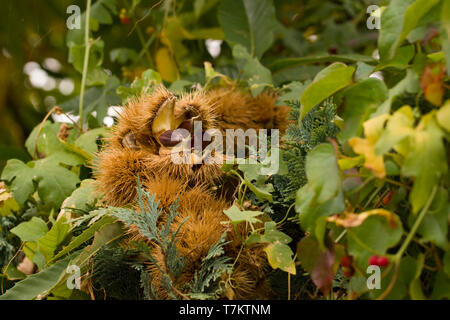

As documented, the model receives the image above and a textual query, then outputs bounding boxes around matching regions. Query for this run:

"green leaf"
[430,271,450,299]
[218,0,276,59]
[370,256,417,299]
[347,215,403,270]
[1,159,34,206]
[413,188,449,249]
[297,188,345,233]
[409,255,426,300]
[270,54,375,74]
[238,162,274,202]
[373,69,419,116]
[232,45,273,96]
[247,221,292,245]
[116,70,162,102]
[2,154,81,209]
[68,39,105,75]
[34,158,81,209]
[444,250,450,277]
[38,216,71,263]
[110,48,139,64]
[375,45,415,71]
[246,221,295,274]
[264,241,296,275]
[222,205,263,225]
[194,0,220,18]
[374,106,415,155]
[60,76,121,121]
[91,0,117,24]
[10,217,48,242]
[50,215,117,262]
[295,144,345,232]
[277,81,307,104]
[338,78,388,142]
[400,0,441,50]
[355,62,376,80]
[378,0,415,61]
[25,121,65,158]
[402,117,448,213]
[300,63,354,120]
[63,179,99,213]
[0,254,73,300]
[297,234,335,294]
[75,221,124,268]
[74,127,109,155]
[2,265,26,281]
[299,144,341,204]
[169,80,194,94]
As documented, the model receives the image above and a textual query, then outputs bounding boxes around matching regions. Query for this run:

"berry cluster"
[368,255,389,267]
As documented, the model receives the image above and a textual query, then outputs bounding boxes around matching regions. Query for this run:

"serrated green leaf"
[10,217,48,242]
[222,205,263,225]
[60,76,121,121]
[232,45,273,96]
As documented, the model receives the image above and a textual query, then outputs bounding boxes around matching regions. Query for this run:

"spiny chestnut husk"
[94,85,290,299]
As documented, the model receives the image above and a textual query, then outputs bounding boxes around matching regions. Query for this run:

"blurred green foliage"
[0,0,383,171]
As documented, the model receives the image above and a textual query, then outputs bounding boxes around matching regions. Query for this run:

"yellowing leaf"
[263,242,296,275]
[338,156,364,171]
[349,137,385,178]
[0,188,19,217]
[327,209,398,229]
[155,47,178,82]
[420,63,446,106]
[375,105,415,156]
[402,116,448,213]
[437,100,450,132]
[349,114,389,178]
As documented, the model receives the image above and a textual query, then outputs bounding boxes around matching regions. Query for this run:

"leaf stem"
[78,0,92,132]
[395,186,438,261]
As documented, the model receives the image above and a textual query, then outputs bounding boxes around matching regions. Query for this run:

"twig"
[78,0,92,131]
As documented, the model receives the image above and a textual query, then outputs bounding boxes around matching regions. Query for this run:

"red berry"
[121,16,130,24]
[368,255,379,265]
[377,256,389,267]
[342,266,355,278]
[340,256,353,268]
[383,191,394,206]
